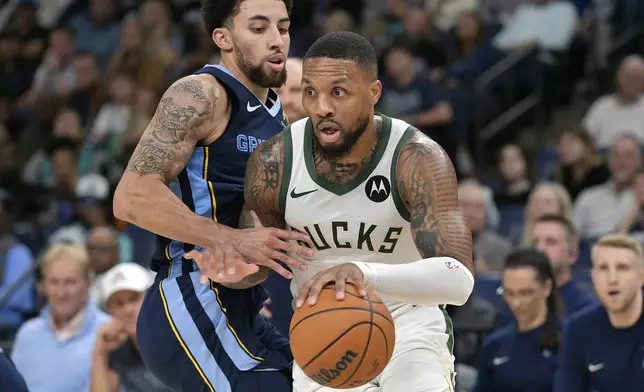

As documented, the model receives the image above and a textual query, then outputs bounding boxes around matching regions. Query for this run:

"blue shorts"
[137,270,293,392]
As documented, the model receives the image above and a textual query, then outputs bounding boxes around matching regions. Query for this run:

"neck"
[607,290,643,328]
[517,304,548,332]
[618,93,638,105]
[395,71,415,87]
[52,303,86,329]
[555,267,571,287]
[614,180,633,193]
[220,57,269,103]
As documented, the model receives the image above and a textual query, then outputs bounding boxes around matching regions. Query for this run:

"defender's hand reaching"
[296,263,367,308]
[186,211,312,283]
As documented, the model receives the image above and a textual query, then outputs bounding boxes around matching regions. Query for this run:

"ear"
[213,28,233,52]
[569,244,579,265]
[369,80,382,107]
[543,279,553,297]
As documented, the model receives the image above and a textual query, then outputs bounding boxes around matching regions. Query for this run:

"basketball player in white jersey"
[239,31,475,392]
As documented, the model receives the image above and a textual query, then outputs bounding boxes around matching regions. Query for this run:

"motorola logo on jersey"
[365,175,391,203]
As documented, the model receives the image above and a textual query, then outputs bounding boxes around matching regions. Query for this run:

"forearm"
[353,257,474,306]
[114,174,230,249]
[90,353,117,392]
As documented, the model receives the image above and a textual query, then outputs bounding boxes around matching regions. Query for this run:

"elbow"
[449,267,475,306]
[113,179,140,223]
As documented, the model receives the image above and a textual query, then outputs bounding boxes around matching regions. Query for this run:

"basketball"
[289,284,396,389]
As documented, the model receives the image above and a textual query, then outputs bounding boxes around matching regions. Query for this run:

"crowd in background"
[0,0,643,391]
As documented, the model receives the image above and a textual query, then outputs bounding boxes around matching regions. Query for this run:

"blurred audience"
[521,182,572,245]
[275,57,305,123]
[583,55,644,149]
[494,144,533,208]
[11,244,110,392]
[573,135,641,239]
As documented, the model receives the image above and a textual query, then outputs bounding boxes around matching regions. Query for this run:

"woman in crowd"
[90,263,169,392]
[551,127,609,201]
[474,249,562,392]
[494,144,533,209]
[521,182,572,245]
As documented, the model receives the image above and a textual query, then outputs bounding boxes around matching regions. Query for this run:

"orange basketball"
[289,284,396,389]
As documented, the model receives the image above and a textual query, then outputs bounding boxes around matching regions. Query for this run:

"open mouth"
[267,54,285,71]
[608,290,620,297]
[317,124,341,144]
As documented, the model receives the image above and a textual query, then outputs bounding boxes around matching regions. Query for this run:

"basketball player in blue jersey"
[191,31,475,392]
[113,0,315,391]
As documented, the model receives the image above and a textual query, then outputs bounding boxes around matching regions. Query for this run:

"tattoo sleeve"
[125,77,218,183]
[243,132,288,229]
[397,130,474,273]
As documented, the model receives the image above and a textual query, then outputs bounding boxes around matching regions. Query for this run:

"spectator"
[13,0,48,72]
[275,58,306,123]
[529,215,597,313]
[425,0,479,31]
[90,73,136,156]
[106,18,167,95]
[87,227,122,304]
[138,0,183,67]
[400,7,447,72]
[90,263,168,392]
[551,126,610,201]
[11,244,110,392]
[323,8,356,34]
[0,193,35,328]
[474,249,561,392]
[554,234,644,392]
[0,32,33,104]
[459,180,512,273]
[65,51,104,124]
[379,39,455,159]
[493,0,578,53]
[620,169,644,237]
[494,144,533,208]
[0,348,28,392]
[583,55,644,149]
[23,108,106,188]
[572,135,641,240]
[521,182,572,246]
[68,0,122,72]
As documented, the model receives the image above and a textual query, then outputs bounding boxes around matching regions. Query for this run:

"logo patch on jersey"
[445,260,460,270]
[365,175,390,203]
[237,134,265,153]
[247,102,261,112]
[291,188,318,198]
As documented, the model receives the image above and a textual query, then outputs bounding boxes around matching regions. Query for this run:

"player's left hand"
[295,263,367,308]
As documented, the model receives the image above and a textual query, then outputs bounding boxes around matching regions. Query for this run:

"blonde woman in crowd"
[522,182,573,246]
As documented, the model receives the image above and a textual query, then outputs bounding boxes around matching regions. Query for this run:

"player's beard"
[234,43,287,88]
[313,113,370,159]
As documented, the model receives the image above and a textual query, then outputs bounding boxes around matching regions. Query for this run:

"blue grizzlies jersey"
[151,65,287,274]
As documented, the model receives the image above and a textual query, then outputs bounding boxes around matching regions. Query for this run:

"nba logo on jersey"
[445,260,460,270]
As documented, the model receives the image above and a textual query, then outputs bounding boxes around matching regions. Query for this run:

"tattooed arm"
[350,130,474,306]
[113,75,233,249]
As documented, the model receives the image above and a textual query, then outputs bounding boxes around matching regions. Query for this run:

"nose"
[267,26,285,51]
[314,94,334,119]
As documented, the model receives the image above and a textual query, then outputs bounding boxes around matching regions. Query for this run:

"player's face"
[592,246,644,313]
[502,266,551,325]
[276,61,306,122]
[228,0,290,88]
[106,290,145,337]
[302,58,382,158]
[530,222,575,273]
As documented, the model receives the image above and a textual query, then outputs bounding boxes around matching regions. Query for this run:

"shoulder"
[165,74,228,108]
[575,183,609,203]
[14,317,46,342]
[6,243,33,260]
[564,303,605,332]
[588,95,617,112]
[481,325,515,351]
[396,126,455,177]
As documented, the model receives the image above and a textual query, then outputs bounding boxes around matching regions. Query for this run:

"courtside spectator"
[11,244,110,392]
[90,263,168,392]
[554,234,644,391]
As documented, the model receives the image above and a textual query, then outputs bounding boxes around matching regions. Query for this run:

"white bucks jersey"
[282,115,421,313]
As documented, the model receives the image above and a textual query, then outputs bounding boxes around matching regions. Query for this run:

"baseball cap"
[101,263,155,306]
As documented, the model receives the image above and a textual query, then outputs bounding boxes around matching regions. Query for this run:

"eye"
[304,88,315,96]
[333,88,346,97]
[251,27,265,34]
[279,28,289,34]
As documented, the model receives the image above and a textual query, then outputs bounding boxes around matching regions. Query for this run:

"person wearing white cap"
[90,263,170,392]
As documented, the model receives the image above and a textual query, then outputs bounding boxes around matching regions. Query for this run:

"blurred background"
[0,0,643,391]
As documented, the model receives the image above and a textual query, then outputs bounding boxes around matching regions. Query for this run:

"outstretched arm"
[352,130,474,306]
[113,74,232,249]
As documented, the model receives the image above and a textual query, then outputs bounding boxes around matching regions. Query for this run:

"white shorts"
[292,305,455,392]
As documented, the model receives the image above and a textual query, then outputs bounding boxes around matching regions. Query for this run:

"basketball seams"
[334,289,375,388]
[299,321,374,371]
[289,307,395,335]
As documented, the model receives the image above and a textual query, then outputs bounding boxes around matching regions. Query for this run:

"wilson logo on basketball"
[310,350,359,385]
